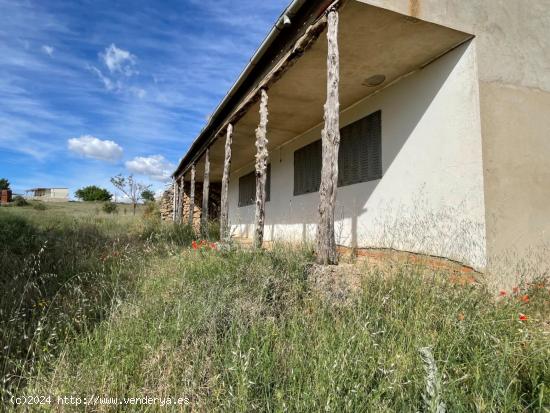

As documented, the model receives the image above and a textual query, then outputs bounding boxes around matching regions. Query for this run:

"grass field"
[1,202,548,411]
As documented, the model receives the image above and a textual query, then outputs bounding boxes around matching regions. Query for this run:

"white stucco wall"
[228,41,487,270]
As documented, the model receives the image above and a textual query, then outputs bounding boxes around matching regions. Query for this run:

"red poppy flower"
[520,295,529,303]
[519,313,528,321]
[499,290,507,296]
[192,240,198,250]
[210,243,217,250]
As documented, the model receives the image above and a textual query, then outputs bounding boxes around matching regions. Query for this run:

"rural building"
[25,188,69,202]
[0,190,12,205]
[170,0,550,287]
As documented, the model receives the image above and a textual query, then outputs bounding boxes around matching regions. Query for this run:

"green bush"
[32,201,47,211]
[75,185,112,202]
[143,200,158,218]
[12,196,28,207]
[102,201,118,214]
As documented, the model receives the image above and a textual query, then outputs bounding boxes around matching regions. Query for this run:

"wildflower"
[191,241,198,250]
[512,286,520,294]
[520,295,529,303]
[457,313,465,321]
[210,243,217,250]
[499,290,507,297]
[519,313,528,321]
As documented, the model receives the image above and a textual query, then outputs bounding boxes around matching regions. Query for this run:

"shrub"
[102,201,118,214]
[12,196,29,207]
[75,186,112,202]
[143,200,159,218]
[32,202,47,211]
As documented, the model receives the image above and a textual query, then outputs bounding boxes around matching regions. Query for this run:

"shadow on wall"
[232,41,478,252]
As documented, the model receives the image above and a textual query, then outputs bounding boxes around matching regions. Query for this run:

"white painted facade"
[26,188,69,202]
[228,41,487,270]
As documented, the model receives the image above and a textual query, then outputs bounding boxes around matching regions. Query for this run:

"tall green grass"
[0,206,197,402]
[1,205,548,411]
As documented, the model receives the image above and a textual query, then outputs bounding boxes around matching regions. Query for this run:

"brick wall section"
[159,182,221,231]
[0,190,12,205]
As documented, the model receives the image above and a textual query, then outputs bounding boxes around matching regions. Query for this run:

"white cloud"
[41,45,54,57]
[89,65,118,91]
[125,155,175,182]
[67,135,123,161]
[101,44,136,76]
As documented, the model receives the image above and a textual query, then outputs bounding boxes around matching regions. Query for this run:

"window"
[293,139,322,196]
[338,110,382,186]
[293,110,382,196]
[238,165,271,207]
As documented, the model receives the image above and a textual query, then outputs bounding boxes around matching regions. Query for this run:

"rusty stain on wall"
[409,0,420,17]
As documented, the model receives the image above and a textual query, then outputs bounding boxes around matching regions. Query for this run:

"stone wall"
[159,185,174,221]
[160,182,222,232]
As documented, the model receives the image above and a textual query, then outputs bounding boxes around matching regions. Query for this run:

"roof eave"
[172,0,333,179]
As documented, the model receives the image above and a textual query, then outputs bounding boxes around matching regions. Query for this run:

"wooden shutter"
[294,139,322,196]
[338,110,382,187]
[238,165,271,207]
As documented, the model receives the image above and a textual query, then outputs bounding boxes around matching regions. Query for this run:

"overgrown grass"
[0,206,197,402]
[1,205,549,411]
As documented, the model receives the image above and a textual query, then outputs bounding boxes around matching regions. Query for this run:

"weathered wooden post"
[201,148,210,238]
[188,165,196,228]
[176,176,183,224]
[220,124,233,241]
[254,89,269,249]
[172,178,177,222]
[317,8,340,265]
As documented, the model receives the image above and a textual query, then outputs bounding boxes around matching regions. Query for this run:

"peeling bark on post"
[220,124,233,242]
[254,89,269,249]
[172,178,177,222]
[188,165,196,228]
[176,178,183,223]
[316,9,340,265]
[201,148,210,238]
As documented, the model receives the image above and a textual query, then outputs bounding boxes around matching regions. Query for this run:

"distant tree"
[75,185,113,202]
[141,189,156,202]
[110,174,150,216]
[0,178,10,190]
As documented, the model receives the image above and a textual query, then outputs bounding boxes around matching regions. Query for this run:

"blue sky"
[0,0,287,198]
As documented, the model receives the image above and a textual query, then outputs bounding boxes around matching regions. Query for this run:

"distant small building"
[0,190,12,205]
[25,188,69,202]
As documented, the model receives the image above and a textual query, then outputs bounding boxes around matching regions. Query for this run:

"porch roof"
[174,0,472,182]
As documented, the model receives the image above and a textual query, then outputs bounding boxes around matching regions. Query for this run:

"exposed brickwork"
[0,190,12,205]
